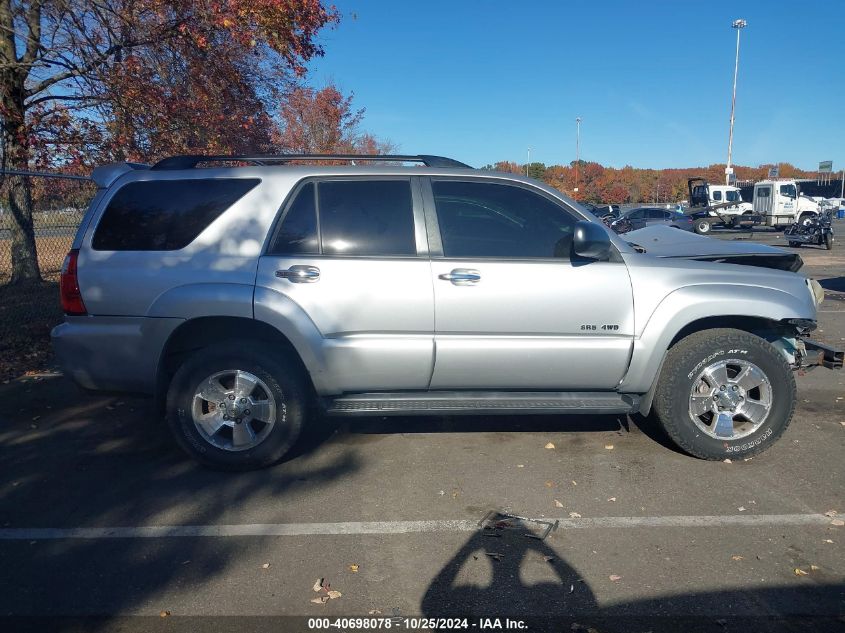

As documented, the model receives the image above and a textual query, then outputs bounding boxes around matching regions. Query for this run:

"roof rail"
[150,154,472,170]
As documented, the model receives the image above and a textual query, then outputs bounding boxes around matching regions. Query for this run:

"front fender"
[618,283,815,394]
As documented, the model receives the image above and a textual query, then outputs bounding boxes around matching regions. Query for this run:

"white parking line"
[0,514,832,540]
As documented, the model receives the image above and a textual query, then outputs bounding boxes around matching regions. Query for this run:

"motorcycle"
[785,211,834,250]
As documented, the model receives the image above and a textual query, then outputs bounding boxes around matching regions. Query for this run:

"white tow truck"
[685,178,758,234]
[752,179,823,229]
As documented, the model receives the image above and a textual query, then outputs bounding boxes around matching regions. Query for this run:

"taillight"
[60,249,87,315]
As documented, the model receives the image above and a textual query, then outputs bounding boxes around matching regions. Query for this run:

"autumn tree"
[0,0,338,284]
[274,83,395,155]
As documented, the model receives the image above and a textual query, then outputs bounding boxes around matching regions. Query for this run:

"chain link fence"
[0,176,94,380]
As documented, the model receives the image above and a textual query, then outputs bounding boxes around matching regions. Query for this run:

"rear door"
[255,177,435,393]
[425,177,634,390]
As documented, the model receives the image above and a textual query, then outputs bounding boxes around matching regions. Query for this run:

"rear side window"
[269,179,416,257]
[318,180,415,256]
[757,187,771,198]
[269,183,319,255]
[92,178,259,251]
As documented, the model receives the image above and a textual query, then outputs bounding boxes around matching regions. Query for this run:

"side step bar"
[324,391,640,416]
[804,339,844,370]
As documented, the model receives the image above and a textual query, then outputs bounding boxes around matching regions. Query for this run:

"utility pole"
[526,147,530,177]
[575,117,581,194]
[726,19,747,185]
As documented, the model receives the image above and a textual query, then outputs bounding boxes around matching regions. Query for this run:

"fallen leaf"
[824,539,834,544]
[569,512,582,519]
[545,442,556,449]
[311,597,328,605]
[607,497,617,502]
[438,490,445,496]
[312,579,324,592]
[794,568,809,576]
[609,574,622,582]
[545,481,555,488]
[810,565,820,571]
[516,464,525,468]
[831,519,845,526]
[159,611,171,618]
[369,610,382,615]
[824,510,838,517]
[544,556,555,563]
[731,555,744,561]
[261,563,270,569]
[554,499,564,508]
[604,444,614,450]
[724,458,732,464]
[349,564,359,573]
[452,491,459,499]
[327,590,342,599]
[571,480,577,486]
[738,506,746,512]
[569,584,574,593]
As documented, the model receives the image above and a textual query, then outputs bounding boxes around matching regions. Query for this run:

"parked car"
[53,153,841,470]
[612,206,694,233]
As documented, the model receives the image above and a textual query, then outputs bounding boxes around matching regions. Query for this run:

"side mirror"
[573,220,612,260]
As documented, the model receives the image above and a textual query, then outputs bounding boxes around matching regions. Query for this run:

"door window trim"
[264,175,429,259]
[421,175,611,262]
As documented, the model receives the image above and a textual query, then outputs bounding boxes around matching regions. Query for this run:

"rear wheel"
[166,341,305,471]
[653,329,795,460]
[788,241,801,248]
[694,219,711,235]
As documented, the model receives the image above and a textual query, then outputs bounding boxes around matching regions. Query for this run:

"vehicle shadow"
[422,529,845,632]
[0,374,360,626]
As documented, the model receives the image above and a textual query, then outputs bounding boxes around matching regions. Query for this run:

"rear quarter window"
[92,178,260,251]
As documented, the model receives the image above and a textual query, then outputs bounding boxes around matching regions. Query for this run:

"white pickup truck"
[752,180,822,228]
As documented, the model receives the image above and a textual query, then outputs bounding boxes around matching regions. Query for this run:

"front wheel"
[825,232,833,250]
[165,341,306,470]
[653,328,795,460]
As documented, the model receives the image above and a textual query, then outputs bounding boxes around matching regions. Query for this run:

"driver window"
[780,185,796,198]
[432,180,578,259]
[713,191,722,201]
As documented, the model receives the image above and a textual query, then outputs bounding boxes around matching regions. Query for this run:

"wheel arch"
[155,316,314,413]
[634,315,793,417]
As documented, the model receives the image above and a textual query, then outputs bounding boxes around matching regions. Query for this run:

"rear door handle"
[276,265,320,283]
[438,268,481,285]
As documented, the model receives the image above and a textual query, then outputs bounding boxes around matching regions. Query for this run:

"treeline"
[481,161,820,204]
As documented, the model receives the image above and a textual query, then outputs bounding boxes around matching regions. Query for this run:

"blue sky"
[306,0,844,171]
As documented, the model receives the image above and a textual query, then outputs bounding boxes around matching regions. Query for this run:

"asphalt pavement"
[1,222,843,633]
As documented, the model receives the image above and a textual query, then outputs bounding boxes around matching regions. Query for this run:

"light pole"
[575,117,581,194]
[726,18,747,185]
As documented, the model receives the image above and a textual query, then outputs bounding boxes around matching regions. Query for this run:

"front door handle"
[438,268,481,285]
[276,265,320,283]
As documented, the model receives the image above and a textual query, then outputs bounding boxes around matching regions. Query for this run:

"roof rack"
[150,154,472,170]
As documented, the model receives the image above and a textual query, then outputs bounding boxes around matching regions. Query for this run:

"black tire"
[165,340,306,471]
[694,220,711,235]
[824,233,833,250]
[788,241,801,248]
[653,328,795,460]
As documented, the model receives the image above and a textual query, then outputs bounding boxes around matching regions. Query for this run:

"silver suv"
[52,154,842,470]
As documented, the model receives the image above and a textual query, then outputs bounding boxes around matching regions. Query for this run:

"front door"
[425,178,634,390]
[255,177,435,394]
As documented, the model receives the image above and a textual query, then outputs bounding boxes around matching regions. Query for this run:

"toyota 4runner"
[52,154,843,470]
